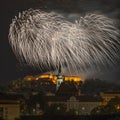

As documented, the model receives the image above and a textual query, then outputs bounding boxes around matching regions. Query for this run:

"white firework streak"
[9,9,65,69]
[9,9,120,74]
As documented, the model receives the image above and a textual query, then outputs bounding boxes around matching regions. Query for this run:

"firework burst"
[9,9,120,74]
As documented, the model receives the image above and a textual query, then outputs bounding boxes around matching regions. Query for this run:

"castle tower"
[56,65,63,91]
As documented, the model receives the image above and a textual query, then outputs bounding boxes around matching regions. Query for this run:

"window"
[0,107,3,119]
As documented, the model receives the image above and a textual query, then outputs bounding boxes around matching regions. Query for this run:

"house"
[0,93,24,120]
[46,95,103,115]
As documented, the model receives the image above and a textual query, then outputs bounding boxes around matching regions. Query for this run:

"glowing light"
[40,74,53,79]
[24,76,35,81]
[24,74,81,84]
[115,105,120,110]
[35,77,39,80]
[64,76,81,82]
[9,9,120,74]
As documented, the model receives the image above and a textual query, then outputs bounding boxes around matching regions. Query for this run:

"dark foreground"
[15,114,120,120]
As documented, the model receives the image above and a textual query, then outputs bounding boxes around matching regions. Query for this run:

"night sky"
[1,0,120,83]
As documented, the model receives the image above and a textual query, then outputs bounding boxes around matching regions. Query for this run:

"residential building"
[0,93,24,120]
[46,95,103,115]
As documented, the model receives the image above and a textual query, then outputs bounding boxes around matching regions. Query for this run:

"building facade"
[47,95,103,115]
[0,103,20,120]
[0,93,24,120]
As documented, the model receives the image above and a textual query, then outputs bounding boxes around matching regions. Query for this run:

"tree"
[45,103,66,115]
[56,81,78,96]
[80,79,120,95]
[91,97,120,115]
[26,91,47,114]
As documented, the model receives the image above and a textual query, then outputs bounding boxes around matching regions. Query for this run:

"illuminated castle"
[24,69,82,87]
[24,74,82,84]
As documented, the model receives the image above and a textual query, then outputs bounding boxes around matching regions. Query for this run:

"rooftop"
[46,95,103,102]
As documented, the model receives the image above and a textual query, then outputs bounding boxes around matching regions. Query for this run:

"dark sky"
[0,0,120,83]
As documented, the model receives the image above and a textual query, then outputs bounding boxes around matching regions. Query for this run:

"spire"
[58,64,62,75]
[56,64,63,91]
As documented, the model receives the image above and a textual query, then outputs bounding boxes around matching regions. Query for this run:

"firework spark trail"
[51,14,120,72]
[9,9,120,74]
[9,9,67,69]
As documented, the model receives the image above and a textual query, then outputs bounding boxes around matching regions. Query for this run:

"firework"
[9,9,120,74]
